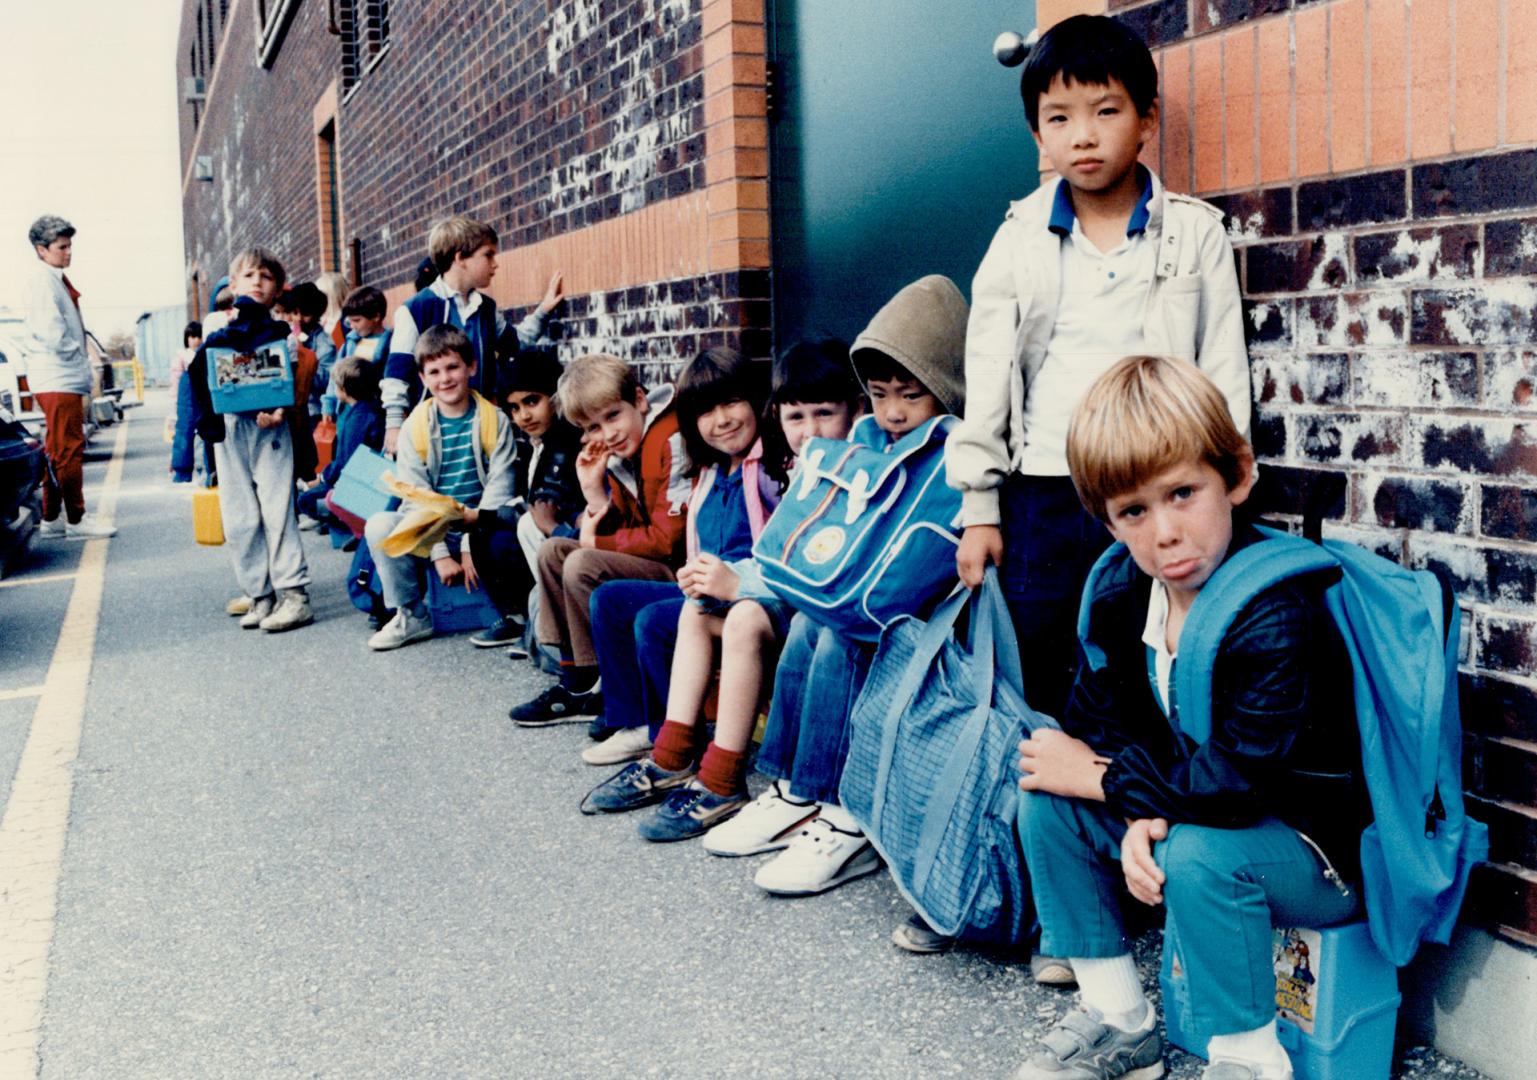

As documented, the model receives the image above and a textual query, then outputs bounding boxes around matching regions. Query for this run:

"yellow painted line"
[0,572,79,590]
[0,418,126,1077]
[0,687,45,703]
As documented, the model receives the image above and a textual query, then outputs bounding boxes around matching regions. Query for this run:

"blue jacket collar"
[1047,164,1154,238]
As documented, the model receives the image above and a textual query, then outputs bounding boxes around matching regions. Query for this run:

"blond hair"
[1067,355,1250,522]
[315,270,348,324]
[427,216,498,274]
[228,247,286,289]
[556,354,641,425]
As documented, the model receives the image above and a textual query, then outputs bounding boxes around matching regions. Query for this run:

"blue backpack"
[1156,526,1489,966]
[752,414,963,641]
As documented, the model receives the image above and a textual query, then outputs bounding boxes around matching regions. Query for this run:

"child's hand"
[383,427,400,457]
[434,555,462,585]
[576,439,609,504]
[460,547,479,592]
[255,407,286,429]
[460,507,479,527]
[1120,818,1169,906]
[1017,728,1109,800]
[680,554,740,602]
[538,270,566,314]
[957,525,1004,589]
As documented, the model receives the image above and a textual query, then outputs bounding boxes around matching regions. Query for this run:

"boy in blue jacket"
[1011,356,1367,1080]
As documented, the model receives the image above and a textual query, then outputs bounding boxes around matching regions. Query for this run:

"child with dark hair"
[297,355,385,530]
[948,13,1250,726]
[464,347,585,653]
[575,347,783,772]
[168,320,203,482]
[274,282,337,426]
[322,286,393,418]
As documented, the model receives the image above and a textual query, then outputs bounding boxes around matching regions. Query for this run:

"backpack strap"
[1172,528,1337,746]
[473,392,498,458]
[405,393,499,463]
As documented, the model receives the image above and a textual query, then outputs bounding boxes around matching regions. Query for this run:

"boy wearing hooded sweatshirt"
[742,275,968,898]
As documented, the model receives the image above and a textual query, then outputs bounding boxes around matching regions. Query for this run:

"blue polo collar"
[1047,165,1154,238]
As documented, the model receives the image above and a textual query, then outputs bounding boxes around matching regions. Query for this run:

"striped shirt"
[436,411,484,508]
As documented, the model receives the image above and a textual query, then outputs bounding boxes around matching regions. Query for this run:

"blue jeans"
[1018,791,1360,1034]
[999,474,1112,720]
[756,614,874,804]
[588,580,683,735]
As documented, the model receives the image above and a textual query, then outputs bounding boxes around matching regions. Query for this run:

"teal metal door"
[767,0,1039,348]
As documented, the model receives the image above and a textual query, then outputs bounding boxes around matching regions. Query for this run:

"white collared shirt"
[1141,578,1176,715]
[1016,220,1157,476]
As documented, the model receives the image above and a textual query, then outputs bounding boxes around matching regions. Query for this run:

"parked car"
[0,334,44,430]
[0,401,45,578]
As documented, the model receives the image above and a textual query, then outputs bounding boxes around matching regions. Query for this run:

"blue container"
[427,572,499,633]
[1161,919,1400,1080]
[206,339,294,414]
[329,446,399,524]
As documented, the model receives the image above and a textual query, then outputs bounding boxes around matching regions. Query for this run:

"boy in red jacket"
[509,353,689,723]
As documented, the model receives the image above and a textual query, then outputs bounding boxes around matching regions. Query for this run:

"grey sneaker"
[1200,1062,1290,1080]
[239,594,275,630]
[260,589,314,632]
[1012,1005,1163,1080]
[368,607,434,650]
[38,516,66,538]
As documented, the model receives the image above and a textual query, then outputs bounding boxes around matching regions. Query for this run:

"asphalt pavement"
[0,394,1486,1079]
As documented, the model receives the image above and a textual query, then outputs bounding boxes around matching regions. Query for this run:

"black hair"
[414,257,439,292]
[183,321,203,346]
[1020,15,1158,132]
[675,346,772,476]
[503,345,564,399]
[851,348,923,390]
[276,282,328,321]
[332,355,381,403]
[759,339,863,476]
[341,285,387,320]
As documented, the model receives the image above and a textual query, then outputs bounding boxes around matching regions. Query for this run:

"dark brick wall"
[179,0,709,302]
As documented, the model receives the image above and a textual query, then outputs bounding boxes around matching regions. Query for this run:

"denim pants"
[1018,791,1360,1035]
[756,614,874,804]
[999,474,1113,720]
[588,579,683,735]
[364,513,461,612]
[467,517,535,621]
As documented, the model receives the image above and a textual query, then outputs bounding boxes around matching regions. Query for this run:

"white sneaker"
[297,514,321,532]
[64,512,117,540]
[752,817,882,896]
[368,607,434,651]
[703,780,820,857]
[38,516,66,538]
[580,726,653,766]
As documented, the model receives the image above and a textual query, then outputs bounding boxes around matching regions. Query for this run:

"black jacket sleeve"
[187,344,225,444]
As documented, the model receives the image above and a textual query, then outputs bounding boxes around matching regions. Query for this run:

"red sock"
[696,743,749,797]
[651,720,702,773]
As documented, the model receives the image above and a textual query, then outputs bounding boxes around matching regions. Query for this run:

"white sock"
[816,801,861,834]
[1071,954,1149,1031]
[1208,1022,1291,1077]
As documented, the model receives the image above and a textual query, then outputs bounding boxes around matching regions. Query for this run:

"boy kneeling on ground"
[1012,356,1367,1080]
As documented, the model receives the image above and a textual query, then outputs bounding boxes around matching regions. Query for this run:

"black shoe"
[509,684,603,726]
[342,536,359,552]
[587,715,614,741]
[470,616,525,648]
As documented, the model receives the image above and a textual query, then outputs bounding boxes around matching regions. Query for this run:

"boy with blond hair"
[380,215,564,454]
[507,353,689,725]
[1011,356,1365,1080]
[189,247,319,632]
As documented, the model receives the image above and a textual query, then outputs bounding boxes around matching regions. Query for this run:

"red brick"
[1192,37,1224,194]
[1454,0,1501,151]
[1294,6,1330,177]
[1328,0,1366,174]
[1410,0,1453,159]
[1223,28,1257,191]
[1161,43,1193,195]
[1513,0,1537,143]
[1256,16,1291,183]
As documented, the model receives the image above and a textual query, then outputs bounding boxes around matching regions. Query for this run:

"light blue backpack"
[752,414,963,642]
[1164,526,1489,966]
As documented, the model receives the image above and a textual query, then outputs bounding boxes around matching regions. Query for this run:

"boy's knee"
[363,512,395,548]
[1016,789,1079,845]
[1155,824,1244,888]
[722,600,770,643]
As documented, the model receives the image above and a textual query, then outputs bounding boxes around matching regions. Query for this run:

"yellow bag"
[193,486,225,545]
[377,473,468,558]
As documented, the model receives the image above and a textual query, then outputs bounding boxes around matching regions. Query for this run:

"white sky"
[0,0,186,341]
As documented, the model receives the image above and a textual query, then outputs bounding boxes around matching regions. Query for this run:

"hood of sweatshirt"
[204,297,291,352]
[850,274,968,418]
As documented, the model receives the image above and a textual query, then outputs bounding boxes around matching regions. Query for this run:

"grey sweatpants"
[214,414,309,599]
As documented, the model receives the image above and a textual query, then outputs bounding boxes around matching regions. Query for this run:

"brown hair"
[228,247,287,289]
[1066,355,1250,522]
[427,216,498,274]
[414,325,476,371]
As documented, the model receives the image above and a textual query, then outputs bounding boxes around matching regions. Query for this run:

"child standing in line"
[273,282,337,429]
[464,348,585,653]
[168,320,202,483]
[947,15,1250,723]
[1012,356,1365,1080]
[296,355,384,530]
[576,346,782,774]
[322,286,392,420]
[189,248,318,633]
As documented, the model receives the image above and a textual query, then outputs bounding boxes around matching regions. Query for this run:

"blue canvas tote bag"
[840,568,1054,940]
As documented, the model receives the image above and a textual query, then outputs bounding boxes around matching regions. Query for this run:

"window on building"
[204,0,216,65]
[340,0,390,97]
[254,0,299,67]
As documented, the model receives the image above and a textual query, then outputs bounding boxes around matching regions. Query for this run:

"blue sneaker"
[580,758,695,815]
[637,782,749,843]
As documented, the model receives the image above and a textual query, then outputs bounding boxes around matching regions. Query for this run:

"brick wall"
[1039,0,1537,945]
[177,0,770,384]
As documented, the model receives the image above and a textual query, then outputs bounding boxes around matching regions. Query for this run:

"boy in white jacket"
[946,15,1250,722]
